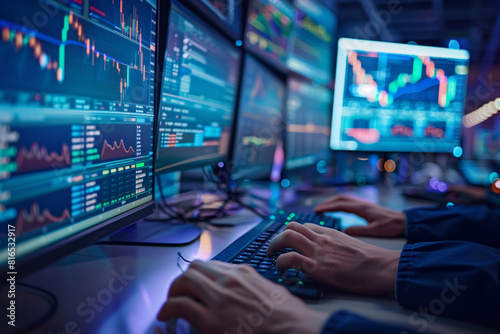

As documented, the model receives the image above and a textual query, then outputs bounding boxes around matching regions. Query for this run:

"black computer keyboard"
[212,211,340,299]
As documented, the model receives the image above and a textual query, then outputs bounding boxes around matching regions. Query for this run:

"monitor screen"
[244,0,294,70]
[331,38,470,153]
[184,0,242,40]
[232,55,285,180]
[155,3,241,175]
[0,0,156,271]
[286,78,332,170]
[287,0,336,84]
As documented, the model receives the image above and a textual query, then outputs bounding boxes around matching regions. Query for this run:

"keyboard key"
[267,269,282,276]
[232,259,245,264]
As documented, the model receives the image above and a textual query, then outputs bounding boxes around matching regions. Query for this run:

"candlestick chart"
[0,0,155,104]
[345,50,463,109]
[335,47,468,152]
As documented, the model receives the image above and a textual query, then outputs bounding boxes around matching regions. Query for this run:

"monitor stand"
[1,283,57,333]
[98,218,202,246]
[98,189,210,246]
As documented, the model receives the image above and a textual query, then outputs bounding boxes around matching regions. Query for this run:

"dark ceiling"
[332,0,500,69]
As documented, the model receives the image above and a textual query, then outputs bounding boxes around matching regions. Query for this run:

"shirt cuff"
[395,243,415,307]
[320,310,373,334]
[321,310,347,334]
[403,209,426,244]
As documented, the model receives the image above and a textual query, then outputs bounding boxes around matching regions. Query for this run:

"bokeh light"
[384,159,396,172]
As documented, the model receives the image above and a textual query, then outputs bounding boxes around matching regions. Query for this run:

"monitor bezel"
[182,0,243,41]
[0,0,159,278]
[330,38,470,154]
[153,0,243,176]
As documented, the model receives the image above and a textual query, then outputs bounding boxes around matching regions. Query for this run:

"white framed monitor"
[331,38,470,153]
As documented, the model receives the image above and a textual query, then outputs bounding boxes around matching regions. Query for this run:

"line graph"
[15,142,71,173]
[100,139,135,160]
[16,203,71,235]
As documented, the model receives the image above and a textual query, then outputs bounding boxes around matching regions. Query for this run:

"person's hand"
[267,222,401,295]
[446,184,487,202]
[157,260,329,334]
[315,194,406,238]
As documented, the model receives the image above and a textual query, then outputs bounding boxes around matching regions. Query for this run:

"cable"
[10,282,58,334]
[176,251,193,273]
[149,167,271,224]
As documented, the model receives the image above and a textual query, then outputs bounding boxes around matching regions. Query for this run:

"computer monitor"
[244,0,294,70]
[155,1,242,175]
[0,0,156,274]
[184,0,242,41]
[287,0,336,85]
[231,54,285,180]
[285,78,332,170]
[331,38,470,153]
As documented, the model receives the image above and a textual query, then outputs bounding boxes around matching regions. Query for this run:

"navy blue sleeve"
[404,204,500,249]
[396,241,500,327]
[321,310,422,334]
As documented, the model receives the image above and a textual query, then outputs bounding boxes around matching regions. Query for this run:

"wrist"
[395,211,406,236]
[378,249,401,295]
